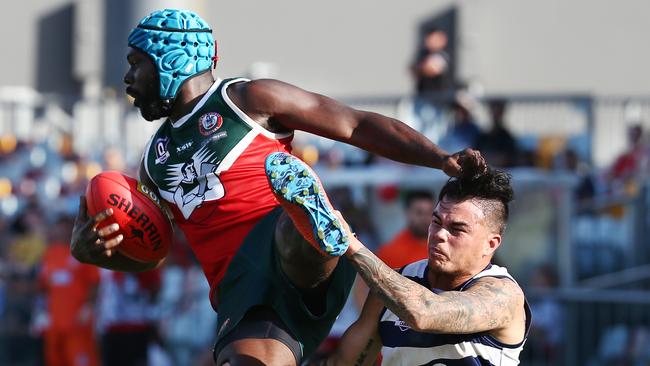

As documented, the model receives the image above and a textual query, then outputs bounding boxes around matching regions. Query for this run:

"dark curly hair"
[438,168,514,234]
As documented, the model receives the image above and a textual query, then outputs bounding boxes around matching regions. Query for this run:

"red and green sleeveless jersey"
[143,78,293,303]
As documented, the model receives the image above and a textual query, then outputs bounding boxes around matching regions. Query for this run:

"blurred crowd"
[1,108,650,365]
[0,139,218,366]
[1,26,650,366]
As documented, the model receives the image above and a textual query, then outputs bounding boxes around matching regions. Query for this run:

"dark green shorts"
[213,207,356,358]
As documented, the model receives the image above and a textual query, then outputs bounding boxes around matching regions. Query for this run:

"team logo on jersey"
[162,145,225,219]
[394,320,411,332]
[154,137,171,164]
[198,112,223,136]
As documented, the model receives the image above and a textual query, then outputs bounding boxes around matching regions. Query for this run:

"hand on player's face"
[442,148,488,178]
[71,196,124,262]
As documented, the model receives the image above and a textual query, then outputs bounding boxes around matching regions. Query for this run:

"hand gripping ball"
[86,171,173,263]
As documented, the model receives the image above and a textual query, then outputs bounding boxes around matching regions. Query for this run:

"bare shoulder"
[466,277,527,343]
[244,78,296,92]
[223,79,281,129]
[468,276,525,331]
[228,78,299,103]
[225,79,299,116]
[467,276,525,303]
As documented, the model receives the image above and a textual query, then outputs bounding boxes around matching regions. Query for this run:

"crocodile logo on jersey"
[163,145,225,219]
[198,112,223,136]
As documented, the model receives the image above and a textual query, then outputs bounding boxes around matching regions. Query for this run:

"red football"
[86,171,173,263]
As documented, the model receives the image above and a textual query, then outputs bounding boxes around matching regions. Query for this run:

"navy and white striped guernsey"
[378,260,531,366]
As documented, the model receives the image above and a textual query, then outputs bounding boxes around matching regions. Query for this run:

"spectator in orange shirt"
[38,217,100,366]
[376,190,436,269]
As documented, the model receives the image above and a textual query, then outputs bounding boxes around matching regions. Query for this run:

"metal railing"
[2,92,650,168]
[523,288,650,366]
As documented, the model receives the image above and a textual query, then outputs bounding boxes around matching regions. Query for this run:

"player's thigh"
[215,338,296,366]
[273,211,338,286]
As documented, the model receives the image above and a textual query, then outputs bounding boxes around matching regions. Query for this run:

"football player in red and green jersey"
[71,8,487,366]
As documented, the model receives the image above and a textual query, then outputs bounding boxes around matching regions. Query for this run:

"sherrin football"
[86,171,173,263]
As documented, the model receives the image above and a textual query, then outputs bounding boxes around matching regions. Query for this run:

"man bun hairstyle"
[438,168,514,234]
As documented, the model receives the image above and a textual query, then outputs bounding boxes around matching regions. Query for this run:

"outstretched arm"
[344,236,523,334]
[227,79,485,177]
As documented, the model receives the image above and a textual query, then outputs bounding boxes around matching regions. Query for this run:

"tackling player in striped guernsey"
[325,168,531,366]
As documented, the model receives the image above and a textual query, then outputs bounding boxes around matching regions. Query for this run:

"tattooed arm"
[344,238,524,335]
[324,290,384,366]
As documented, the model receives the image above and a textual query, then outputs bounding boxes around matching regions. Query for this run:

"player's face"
[427,197,499,276]
[124,48,170,121]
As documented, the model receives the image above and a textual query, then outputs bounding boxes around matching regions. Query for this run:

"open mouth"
[125,88,138,106]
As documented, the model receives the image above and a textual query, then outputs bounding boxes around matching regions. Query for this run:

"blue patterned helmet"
[128,9,216,101]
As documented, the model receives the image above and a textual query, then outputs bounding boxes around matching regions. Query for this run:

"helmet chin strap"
[161,99,174,115]
[212,40,219,69]
[158,68,213,117]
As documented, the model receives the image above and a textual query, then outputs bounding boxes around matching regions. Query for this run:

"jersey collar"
[170,78,223,129]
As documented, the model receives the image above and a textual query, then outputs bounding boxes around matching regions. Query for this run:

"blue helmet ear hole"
[181,41,186,46]
[161,21,167,26]
[172,72,178,78]
[194,42,198,47]
[164,40,169,45]
[194,56,198,60]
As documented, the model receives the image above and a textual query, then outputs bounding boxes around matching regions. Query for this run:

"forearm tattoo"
[349,247,520,333]
[354,338,374,366]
